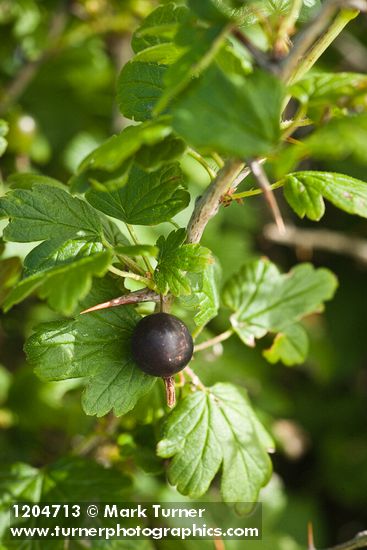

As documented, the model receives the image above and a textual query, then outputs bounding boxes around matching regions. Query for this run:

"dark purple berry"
[131,312,193,377]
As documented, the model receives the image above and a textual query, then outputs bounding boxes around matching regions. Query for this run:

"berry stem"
[163,377,176,408]
[194,329,234,352]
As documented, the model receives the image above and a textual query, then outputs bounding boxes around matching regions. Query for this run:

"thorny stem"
[287,8,360,85]
[186,159,244,244]
[79,289,160,315]
[194,329,234,352]
[281,1,362,84]
[247,159,286,234]
[226,4,360,227]
[163,377,176,408]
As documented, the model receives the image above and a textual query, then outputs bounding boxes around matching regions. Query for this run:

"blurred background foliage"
[0,1,367,549]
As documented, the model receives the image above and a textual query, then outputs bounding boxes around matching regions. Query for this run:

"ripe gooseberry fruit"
[131,312,193,378]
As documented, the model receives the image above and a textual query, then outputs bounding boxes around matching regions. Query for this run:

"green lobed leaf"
[306,114,367,164]
[250,0,321,20]
[135,134,186,170]
[0,458,131,548]
[222,258,337,353]
[86,163,189,225]
[118,61,166,122]
[283,173,325,221]
[215,42,252,77]
[25,278,156,417]
[291,72,367,107]
[157,382,273,504]
[154,229,213,296]
[3,238,112,315]
[0,183,102,242]
[283,171,367,221]
[73,119,173,190]
[179,261,221,326]
[78,119,171,172]
[0,458,130,503]
[276,114,367,176]
[263,324,309,366]
[118,44,182,122]
[171,66,284,158]
[101,217,130,248]
[6,172,66,190]
[188,0,233,22]
[131,3,189,54]
[155,24,230,114]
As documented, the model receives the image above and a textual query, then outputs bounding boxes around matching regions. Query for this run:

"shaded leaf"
[277,114,367,175]
[291,72,367,107]
[86,163,189,225]
[136,134,186,170]
[155,24,230,114]
[0,458,131,548]
[74,119,173,190]
[171,67,284,158]
[263,324,309,366]
[132,3,189,54]
[6,172,66,190]
[118,45,177,122]
[188,0,233,22]
[3,238,112,315]
[0,256,22,305]
[0,458,130,503]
